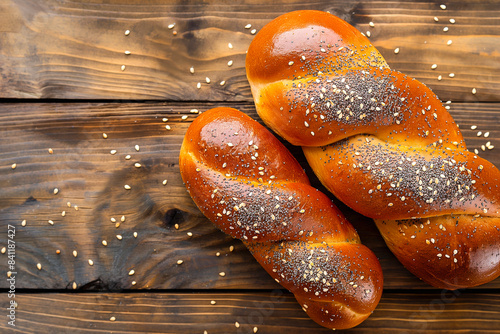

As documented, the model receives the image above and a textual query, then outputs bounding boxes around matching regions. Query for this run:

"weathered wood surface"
[0,0,499,101]
[0,102,499,291]
[0,291,499,333]
[1,0,500,332]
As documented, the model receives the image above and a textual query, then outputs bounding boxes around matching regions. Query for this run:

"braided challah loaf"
[179,107,383,329]
[246,10,500,289]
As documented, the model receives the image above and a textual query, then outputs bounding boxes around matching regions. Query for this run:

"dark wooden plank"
[0,0,499,101]
[1,291,499,333]
[0,101,499,291]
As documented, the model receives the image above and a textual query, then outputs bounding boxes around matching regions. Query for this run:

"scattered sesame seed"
[110,149,117,155]
[162,179,168,186]
[102,240,108,246]
[189,67,195,74]
[472,88,477,95]
[165,125,171,130]
[56,249,60,254]
[125,155,131,160]
[443,27,449,32]
[205,77,211,84]
[477,131,483,137]
[128,269,135,276]
[250,29,257,35]
[438,75,442,81]
[484,132,490,137]
[21,220,26,227]
[11,163,16,169]
[431,64,437,69]
[366,31,371,38]
[450,18,455,23]
[196,82,201,89]
[135,145,140,151]
[37,263,42,270]
[210,300,216,305]
[116,235,123,240]
[110,316,116,322]
[434,17,439,22]
[53,188,59,195]
[228,42,233,49]
[124,51,131,55]
[121,216,125,222]
[288,61,294,66]
[48,148,53,154]
[394,48,400,54]
[125,30,130,36]
[245,24,252,29]
[61,211,66,217]
[133,232,138,238]
[131,281,136,285]
[235,322,240,328]
[73,250,78,257]
[471,125,477,130]
[190,109,199,114]
[124,185,131,190]
[1,247,6,254]
[177,260,184,265]
[168,23,175,29]
[369,21,375,27]
[447,40,453,46]
[72,282,77,289]
[48,220,54,225]
[187,232,193,237]
[449,73,455,78]
[219,80,226,86]
[219,272,226,277]
[88,259,94,266]
[134,163,141,168]
[181,115,188,120]
[440,4,447,10]
[229,245,234,252]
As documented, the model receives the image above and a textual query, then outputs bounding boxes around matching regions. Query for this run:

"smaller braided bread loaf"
[246,10,500,289]
[179,107,383,330]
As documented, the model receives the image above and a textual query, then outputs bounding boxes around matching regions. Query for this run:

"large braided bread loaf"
[179,107,383,329]
[246,10,500,290]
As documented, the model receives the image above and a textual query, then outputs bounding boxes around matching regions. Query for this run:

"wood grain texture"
[0,0,499,101]
[0,102,498,291]
[0,291,499,333]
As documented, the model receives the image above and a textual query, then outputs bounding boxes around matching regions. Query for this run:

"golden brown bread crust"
[179,107,383,329]
[375,216,500,289]
[246,10,500,289]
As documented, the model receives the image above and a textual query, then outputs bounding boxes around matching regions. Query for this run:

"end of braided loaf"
[246,10,500,289]
[179,107,383,329]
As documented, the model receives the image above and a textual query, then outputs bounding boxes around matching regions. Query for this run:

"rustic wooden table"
[1,1,499,333]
